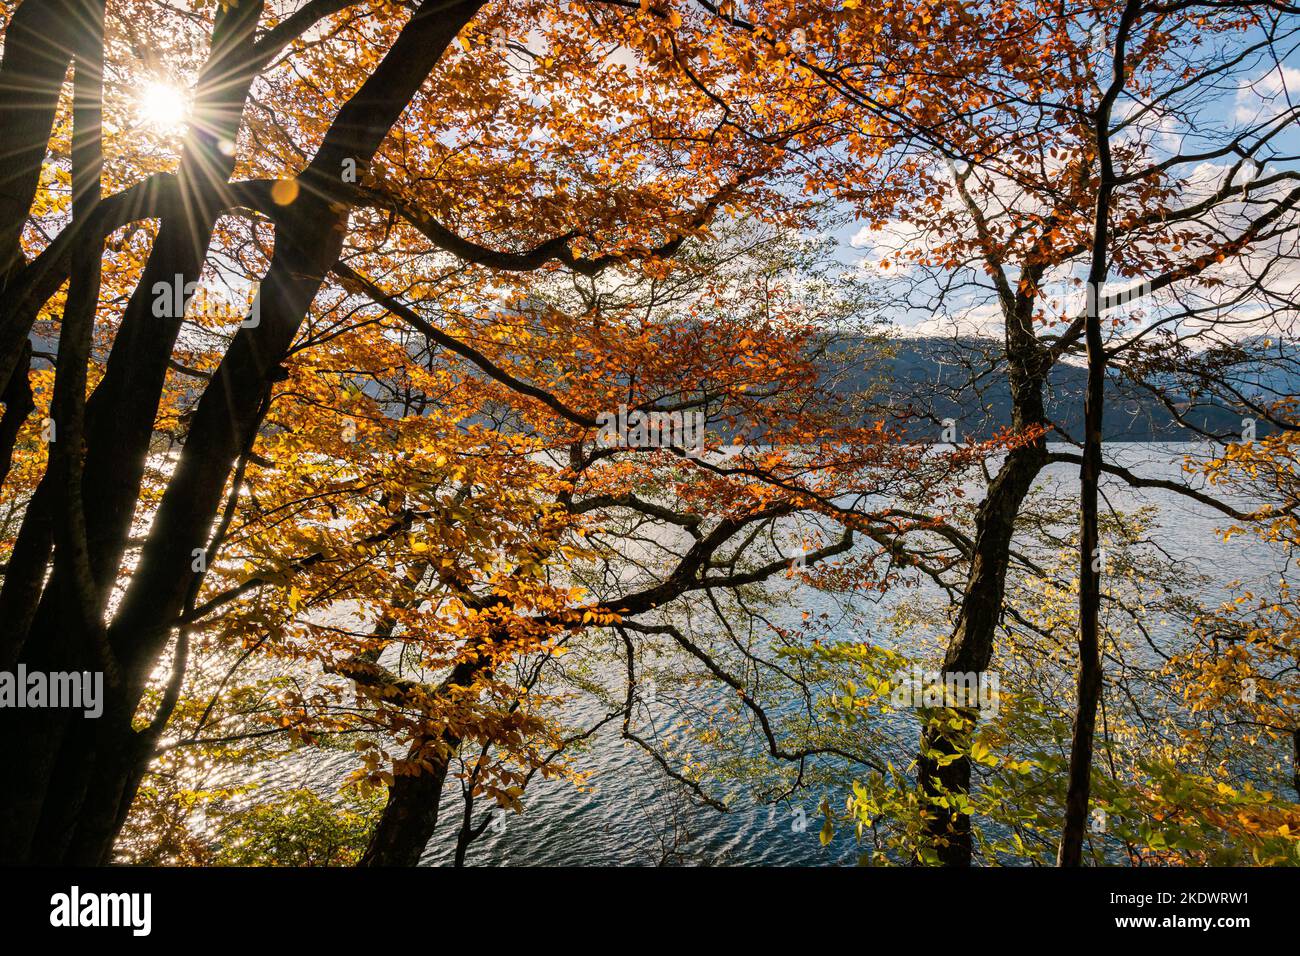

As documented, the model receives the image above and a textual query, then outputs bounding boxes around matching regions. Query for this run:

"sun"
[136,81,189,130]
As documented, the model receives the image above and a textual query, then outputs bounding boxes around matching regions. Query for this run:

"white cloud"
[1234,65,1300,123]
[897,302,1004,340]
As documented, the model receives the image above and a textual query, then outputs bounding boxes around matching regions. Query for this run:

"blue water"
[262,443,1286,866]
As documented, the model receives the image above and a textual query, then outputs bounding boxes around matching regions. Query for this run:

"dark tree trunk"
[360,735,457,867]
[0,338,34,487]
[1292,728,1300,801]
[357,650,491,867]
[0,0,112,864]
[1057,289,1106,867]
[0,0,84,395]
[1057,0,1137,867]
[916,439,1045,864]
[0,0,78,278]
[916,276,1050,864]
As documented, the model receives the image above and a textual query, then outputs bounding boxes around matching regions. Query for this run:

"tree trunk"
[360,735,457,867]
[1291,728,1299,801]
[0,338,34,488]
[1057,0,1137,867]
[357,641,489,865]
[0,0,84,394]
[1056,292,1105,866]
[916,439,1045,864]
[0,0,78,279]
[915,271,1051,864]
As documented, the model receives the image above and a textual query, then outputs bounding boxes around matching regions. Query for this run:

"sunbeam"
[136,81,188,131]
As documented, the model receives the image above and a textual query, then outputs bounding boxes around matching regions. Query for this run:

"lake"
[256,442,1287,866]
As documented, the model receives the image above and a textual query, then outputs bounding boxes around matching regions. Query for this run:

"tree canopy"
[0,0,1298,869]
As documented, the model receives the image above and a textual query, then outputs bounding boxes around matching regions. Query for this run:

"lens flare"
[137,81,188,130]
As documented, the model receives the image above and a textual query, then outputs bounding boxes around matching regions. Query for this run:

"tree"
[111,216,976,866]
[5,0,1297,870]
[1,0,977,864]
[0,0,832,864]
[690,0,1300,863]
